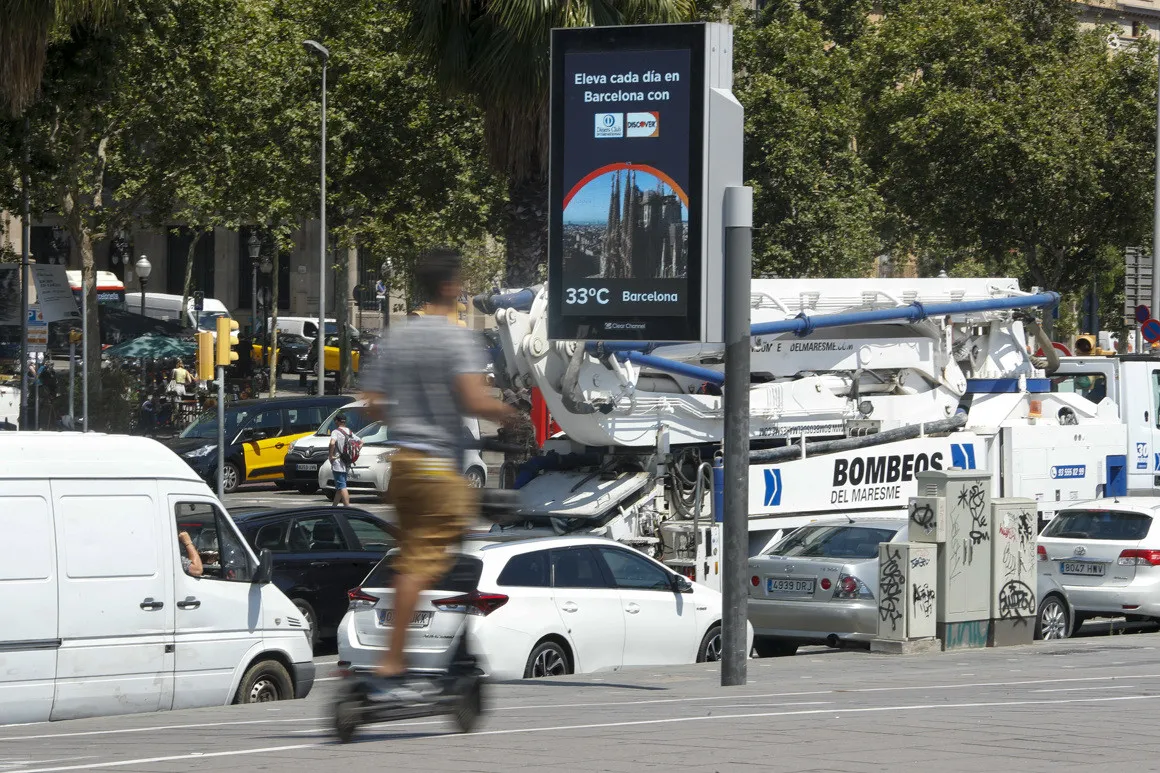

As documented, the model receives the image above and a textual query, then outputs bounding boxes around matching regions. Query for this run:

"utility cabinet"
[989,498,1038,646]
[876,542,938,641]
[915,469,993,647]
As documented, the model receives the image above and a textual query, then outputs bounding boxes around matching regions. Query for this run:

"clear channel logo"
[625,111,659,138]
[594,112,623,139]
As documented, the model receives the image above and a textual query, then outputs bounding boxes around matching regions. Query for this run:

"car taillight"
[1118,549,1160,566]
[347,587,379,609]
[431,590,509,616]
[678,566,696,581]
[750,575,760,587]
[832,573,872,600]
[820,577,832,591]
[1037,545,1047,562]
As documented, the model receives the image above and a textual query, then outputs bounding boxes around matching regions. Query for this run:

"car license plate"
[767,578,815,594]
[296,463,318,471]
[1061,561,1106,576]
[376,610,433,628]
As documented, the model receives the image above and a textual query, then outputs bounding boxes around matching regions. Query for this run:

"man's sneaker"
[365,675,426,703]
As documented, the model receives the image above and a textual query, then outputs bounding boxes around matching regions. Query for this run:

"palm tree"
[401,0,695,286]
[1,0,119,115]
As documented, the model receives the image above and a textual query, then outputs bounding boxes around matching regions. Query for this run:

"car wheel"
[293,599,319,651]
[222,462,241,494]
[234,659,293,704]
[274,480,291,490]
[465,467,485,489]
[696,624,722,663]
[278,358,289,376]
[752,636,798,658]
[297,483,319,494]
[1036,595,1071,640]
[523,640,571,679]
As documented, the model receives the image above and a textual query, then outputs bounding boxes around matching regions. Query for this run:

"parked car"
[746,518,908,656]
[270,316,358,341]
[231,506,397,649]
[337,535,747,680]
[318,417,488,499]
[306,333,364,374]
[251,332,312,374]
[1035,498,1160,640]
[282,399,379,493]
[163,395,354,493]
[0,433,314,724]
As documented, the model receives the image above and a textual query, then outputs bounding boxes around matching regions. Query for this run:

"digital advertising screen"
[548,24,706,341]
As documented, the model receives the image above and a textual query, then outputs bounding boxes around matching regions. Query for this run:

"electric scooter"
[332,484,523,743]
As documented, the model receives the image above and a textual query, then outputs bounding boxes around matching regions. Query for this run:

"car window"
[551,547,609,589]
[364,553,482,592]
[358,421,390,444]
[1050,373,1107,404]
[243,409,283,437]
[345,515,395,550]
[766,525,899,559]
[316,405,373,436]
[288,515,348,551]
[174,502,252,581]
[1042,510,1152,541]
[252,521,287,552]
[595,547,672,591]
[286,406,323,433]
[497,550,550,587]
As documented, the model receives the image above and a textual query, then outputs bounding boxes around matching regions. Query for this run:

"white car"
[1036,497,1160,639]
[318,418,488,498]
[336,535,746,680]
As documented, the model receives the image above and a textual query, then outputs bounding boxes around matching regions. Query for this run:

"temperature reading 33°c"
[565,287,610,305]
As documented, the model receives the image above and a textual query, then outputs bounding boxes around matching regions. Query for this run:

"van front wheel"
[235,659,293,704]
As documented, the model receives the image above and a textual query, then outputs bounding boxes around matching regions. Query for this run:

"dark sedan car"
[251,332,312,375]
[230,505,398,650]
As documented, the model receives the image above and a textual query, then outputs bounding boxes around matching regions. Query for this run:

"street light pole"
[248,230,261,335]
[304,39,329,396]
[135,255,152,398]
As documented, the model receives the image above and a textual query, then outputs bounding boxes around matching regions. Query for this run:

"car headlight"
[184,444,216,458]
[286,439,298,452]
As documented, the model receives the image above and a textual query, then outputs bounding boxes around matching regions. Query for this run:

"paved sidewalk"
[5,634,1160,772]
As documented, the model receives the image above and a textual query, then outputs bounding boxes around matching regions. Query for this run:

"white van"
[0,433,315,724]
[125,291,231,332]
[271,316,357,340]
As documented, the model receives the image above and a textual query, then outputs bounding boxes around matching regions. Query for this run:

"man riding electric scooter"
[357,247,515,703]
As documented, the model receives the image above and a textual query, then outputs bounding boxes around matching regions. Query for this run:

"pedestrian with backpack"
[328,412,361,507]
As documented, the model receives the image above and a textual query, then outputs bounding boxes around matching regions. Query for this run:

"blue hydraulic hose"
[615,351,725,386]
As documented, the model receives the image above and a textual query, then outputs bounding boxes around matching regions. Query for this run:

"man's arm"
[454,373,516,423]
[179,532,203,577]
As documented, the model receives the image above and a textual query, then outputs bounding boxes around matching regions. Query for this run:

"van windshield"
[315,405,373,436]
[197,311,228,330]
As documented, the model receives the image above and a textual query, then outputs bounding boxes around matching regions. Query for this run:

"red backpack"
[338,427,362,466]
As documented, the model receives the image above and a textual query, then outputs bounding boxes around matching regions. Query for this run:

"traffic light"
[196,332,214,381]
[216,317,239,367]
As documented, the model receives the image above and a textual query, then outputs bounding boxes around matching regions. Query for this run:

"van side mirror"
[254,549,274,584]
[671,574,693,593]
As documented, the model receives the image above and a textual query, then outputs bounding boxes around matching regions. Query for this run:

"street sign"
[1137,304,1151,324]
[30,264,80,323]
[1141,317,1160,343]
[193,291,204,312]
[26,305,48,352]
[547,22,742,343]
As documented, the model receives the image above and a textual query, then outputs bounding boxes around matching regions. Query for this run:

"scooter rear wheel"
[452,680,484,733]
[333,683,363,743]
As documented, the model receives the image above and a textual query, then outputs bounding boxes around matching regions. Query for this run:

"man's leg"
[379,572,424,677]
[338,478,351,507]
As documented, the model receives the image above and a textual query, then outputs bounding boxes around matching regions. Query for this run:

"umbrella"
[103,334,197,360]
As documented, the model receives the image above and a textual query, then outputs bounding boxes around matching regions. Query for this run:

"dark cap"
[335,412,347,423]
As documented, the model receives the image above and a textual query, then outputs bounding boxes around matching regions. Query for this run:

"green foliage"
[734,0,882,278]
[860,0,1157,298]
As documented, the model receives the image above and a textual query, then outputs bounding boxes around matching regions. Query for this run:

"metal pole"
[317,60,328,395]
[1152,50,1160,317]
[20,118,30,429]
[81,272,88,432]
[252,261,258,335]
[68,341,75,424]
[216,364,225,498]
[721,185,753,688]
[33,360,39,430]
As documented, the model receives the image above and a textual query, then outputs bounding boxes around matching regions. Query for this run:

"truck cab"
[1052,355,1160,495]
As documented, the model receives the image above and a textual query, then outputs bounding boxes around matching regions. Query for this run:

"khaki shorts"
[386,448,474,583]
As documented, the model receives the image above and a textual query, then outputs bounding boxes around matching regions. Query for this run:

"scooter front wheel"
[452,679,484,733]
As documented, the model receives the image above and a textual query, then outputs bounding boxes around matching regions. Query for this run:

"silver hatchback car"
[747,518,907,656]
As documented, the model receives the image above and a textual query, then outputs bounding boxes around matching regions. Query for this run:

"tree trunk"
[179,228,205,330]
[338,244,354,391]
[503,176,548,288]
[268,249,280,397]
[78,228,101,403]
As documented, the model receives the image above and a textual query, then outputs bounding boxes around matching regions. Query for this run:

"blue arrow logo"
[763,469,783,507]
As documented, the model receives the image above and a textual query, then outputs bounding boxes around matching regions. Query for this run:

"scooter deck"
[333,674,484,742]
